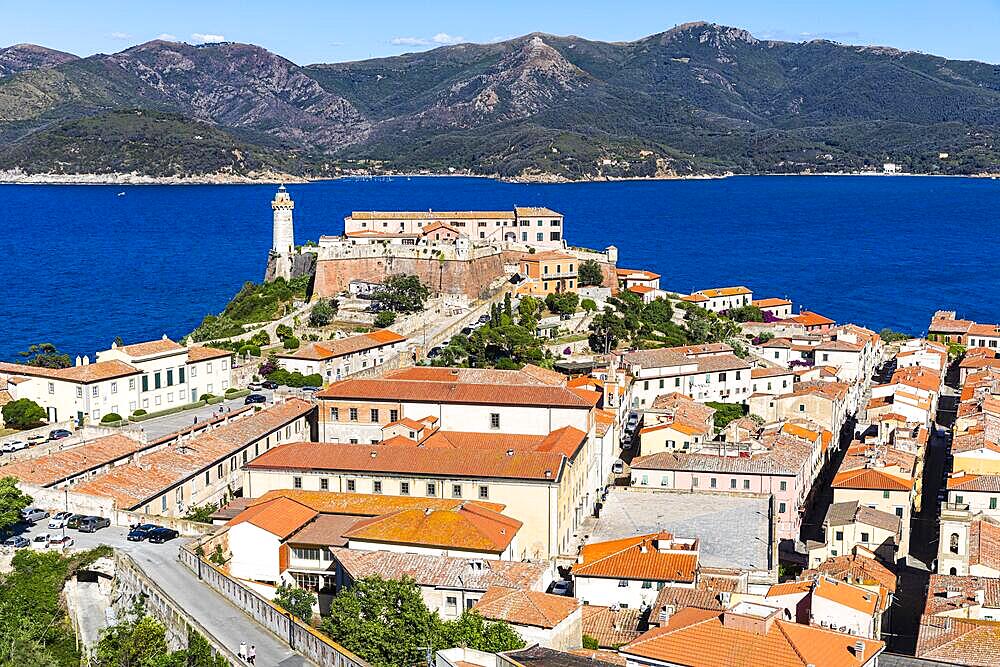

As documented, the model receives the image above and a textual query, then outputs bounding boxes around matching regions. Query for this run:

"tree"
[94,609,170,667]
[113,336,124,347]
[581,298,598,312]
[642,298,674,332]
[309,298,340,327]
[18,343,71,369]
[879,327,912,342]
[320,576,442,667]
[274,583,316,622]
[439,610,524,653]
[275,324,294,340]
[183,502,219,524]
[283,335,300,350]
[0,476,32,533]
[373,274,430,314]
[545,291,579,315]
[578,260,604,287]
[706,402,747,429]
[374,310,397,328]
[517,296,543,328]
[725,305,764,323]
[2,398,46,429]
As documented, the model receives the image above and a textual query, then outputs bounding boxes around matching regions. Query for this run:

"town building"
[617,268,661,291]
[808,501,902,567]
[751,298,793,319]
[788,310,836,332]
[749,367,796,397]
[915,574,1000,665]
[622,343,752,407]
[680,287,753,313]
[763,575,886,638]
[343,207,566,248]
[473,585,583,651]
[619,603,884,667]
[637,393,715,456]
[928,310,975,344]
[572,532,699,609]
[516,251,579,296]
[750,380,851,437]
[71,398,314,516]
[276,329,408,382]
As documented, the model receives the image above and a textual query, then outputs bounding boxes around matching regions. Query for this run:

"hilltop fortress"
[264,187,618,299]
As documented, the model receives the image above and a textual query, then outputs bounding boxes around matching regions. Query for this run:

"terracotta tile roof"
[680,293,709,303]
[789,311,835,327]
[804,553,897,593]
[815,340,864,352]
[515,647,621,667]
[813,576,879,615]
[788,380,850,401]
[278,330,406,361]
[631,435,813,476]
[825,501,901,535]
[285,514,361,547]
[621,607,884,667]
[697,287,752,298]
[420,221,460,235]
[916,614,1000,665]
[969,519,1000,572]
[329,547,549,591]
[229,496,318,539]
[581,605,643,648]
[649,392,716,421]
[351,210,515,220]
[924,575,1000,616]
[628,285,654,295]
[573,533,698,583]
[376,426,589,460]
[617,268,660,280]
[766,581,812,597]
[752,298,792,308]
[386,366,553,385]
[250,489,504,515]
[751,367,794,378]
[73,398,314,508]
[891,366,942,393]
[246,442,566,482]
[969,323,1000,338]
[315,373,592,408]
[118,338,185,357]
[522,250,575,262]
[0,434,149,485]
[0,360,140,384]
[929,317,974,334]
[695,354,751,373]
[948,473,1000,492]
[474,585,580,629]
[832,467,913,492]
[186,346,233,362]
[652,586,724,617]
[343,503,522,553]
[515,207,562,217]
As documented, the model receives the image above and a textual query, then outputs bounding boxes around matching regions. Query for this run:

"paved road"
[7,522,310,666]
[135,391,276,440]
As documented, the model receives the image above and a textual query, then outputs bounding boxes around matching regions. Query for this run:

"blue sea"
[2,175,998,360]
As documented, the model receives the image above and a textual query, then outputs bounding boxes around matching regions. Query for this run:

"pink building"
[629,433,823,544]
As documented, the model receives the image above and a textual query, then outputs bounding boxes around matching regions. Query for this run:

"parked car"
[612,460,625,475]
[427,347,442,359]
[478,314,491,324]
[301,386,320,393]
[550,580,573,596]
[147,527,179,543]
[48,429,72,441]
[3,536,29,549]
[261,381,278,390]
[1,440,27,453]
[20,507,49,524]
[78,516,111,533]
[461,327,473,335]
[27,434,45,443]
[66,514,87,529]
[49,535,74,549]
[248,382,263,390]
[32,533,52,549]
[244,393,267,405]
[127,524,160,542]
[48,511,74,529]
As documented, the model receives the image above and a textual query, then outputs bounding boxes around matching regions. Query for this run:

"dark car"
[147,527,179,544]
[427,347,442,359]
[78,516,111,533]
[127,523,160,541]
[66,514,87,529]
[244,393,267,405]
[478,314,491,324]
[461,327,473,336]
[261,381,278,390]
[301,386,320,393]
[48,429,72,441]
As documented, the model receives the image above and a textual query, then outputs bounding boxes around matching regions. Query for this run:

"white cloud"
[155,33,177,41]
[191,33,226,44]
[391,36,430,46]
[109,31,132,40]
[391,32,465,48]
[431,32,464,45]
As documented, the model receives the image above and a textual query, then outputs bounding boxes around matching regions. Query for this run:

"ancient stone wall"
[313,253,506,299]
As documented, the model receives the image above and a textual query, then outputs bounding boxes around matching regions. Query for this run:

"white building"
[622,343,752,407]
[277,329,408,382]
[680,286,753,313]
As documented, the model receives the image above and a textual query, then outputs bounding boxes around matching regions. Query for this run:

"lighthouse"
[270,184,295,280]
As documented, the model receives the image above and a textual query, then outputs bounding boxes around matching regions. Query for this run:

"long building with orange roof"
[275,328,408,382]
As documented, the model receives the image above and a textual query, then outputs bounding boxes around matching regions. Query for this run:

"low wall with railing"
[178,545,369,667]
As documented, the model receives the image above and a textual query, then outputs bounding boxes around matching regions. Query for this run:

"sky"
[2,0,999,65]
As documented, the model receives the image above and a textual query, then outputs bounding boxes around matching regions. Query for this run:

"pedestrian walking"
[247,645,256,665]
[238,641,247,661]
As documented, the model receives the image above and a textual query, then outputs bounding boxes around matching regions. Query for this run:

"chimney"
[506,448,514,456]
[976,589,986,606]
[853,640,865,660]
[370,451,377,458]
[75,356,82,367]
[82,355,90,365]
[659,603,675,624]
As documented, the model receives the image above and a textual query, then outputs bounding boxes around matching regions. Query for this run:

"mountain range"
[0,23,998,179]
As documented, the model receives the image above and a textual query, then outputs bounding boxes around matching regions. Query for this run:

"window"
[641,581,653,589]
[895,507,903,517]
[618,580,629,588]
[111,381,117,394]
[293,476,302,489]
[167,370,173,386]
[242,451,247,463]
[128,378,135,391]
[883,490,890,499]
[154,372,162,389]
[347,479,356,492]
[76,386,83,398]
[661,476,669,487]
[427,482,436,496]
[798,404,805,412]
[207,363,213,373]
[710,478,717,489]
[217,464,223,479]
[778,502,786,513]
[400,482,410,495]
[640,474,648,486]
[536,232,543,241]
[779,481,787,491]
[490,413,500,429]
[390,409,399,422]
[373,481,383,494]
[92,386,98,397]
[179,368,185,383]
[719,373,727,382]
[190,366,197,378]
[452,484,462,498]
[860,532,870,543]
[730,479,737,489]
[292,547,320,561]
[320,478,329,490]
[330,407,339,420]
[161,496,167,511]
[692,477,699,488]
[950,533,960,554]
[674,377,681,387]
[835,530,844,541]
[369,408,379,423]
[992,498,998,510]
[743,480,750,490]
[478,485,489,499]
[142,376,149,392]
[204,471,210,486]
[956,495,964,504]
[659,379,664,389]
[349,408,358,422]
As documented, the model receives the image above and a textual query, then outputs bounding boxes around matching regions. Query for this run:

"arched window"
[950,567,958,576]
[950,533,960,554]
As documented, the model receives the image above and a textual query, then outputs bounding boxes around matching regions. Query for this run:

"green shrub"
[100,413,123,424]
[1,398,46,429]
[200,394,216,401]
[578,260,604,287]
[237,344,261,357]
[132,409,147,417]
[374,311,397,328]
[225,387,239,395]
[265,368,323,388]
[283,336,300,350]
[582,634,600,650]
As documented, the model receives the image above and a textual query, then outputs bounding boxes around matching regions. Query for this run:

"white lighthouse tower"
[270,184,295,280]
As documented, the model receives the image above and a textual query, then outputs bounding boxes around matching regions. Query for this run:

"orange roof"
[766,581,812,597]
[813,576,879,615]
[229,496,319,539]
[0,433,148,485]
[968,323,1000,337]
[0,360,140,384]
[832,467,913,492]
[697,287,752,298]
[249,489,505,515]
[628,285,654,295]
[118,338,184,357]
[681,293,709,303]
[891,366,941,393]
[316,375,592,408]
[573,533,698,583]
[474,586,580,629]
[279,329,406,361]
[781,423,822,443]
[617,268,660,280]
[186,346,232,362]
[804,553,897,593]
[621,607,884,667]
[753,298,792,308]
[790,311,835,327]
[343,503,521,553]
